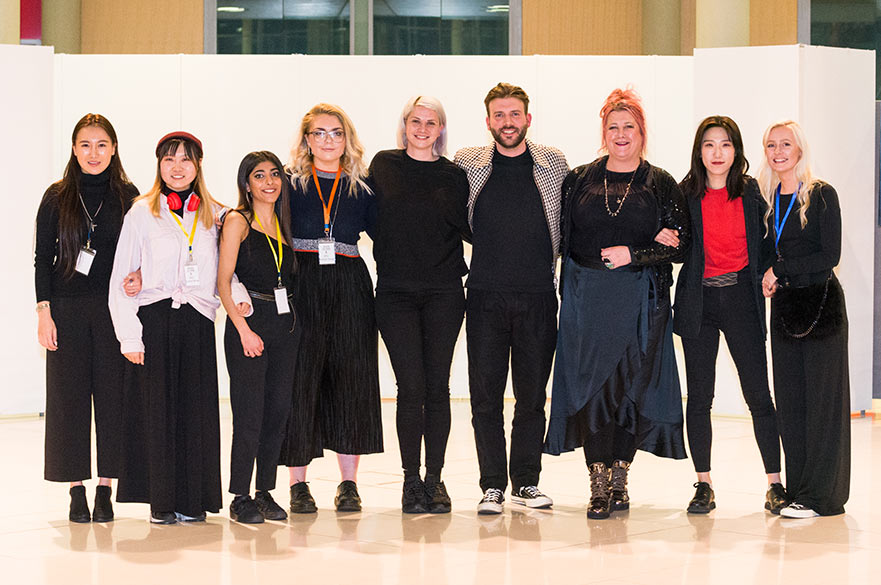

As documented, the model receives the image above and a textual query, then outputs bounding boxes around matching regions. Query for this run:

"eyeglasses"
[308,130,345,143]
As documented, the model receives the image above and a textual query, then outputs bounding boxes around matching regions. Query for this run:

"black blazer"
[672,176,774,339]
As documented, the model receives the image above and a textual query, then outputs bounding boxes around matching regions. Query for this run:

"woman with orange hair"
[544,88,690,519]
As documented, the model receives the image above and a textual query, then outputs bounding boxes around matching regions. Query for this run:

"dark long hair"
[53,113,133,279]
[680,115,749,200]
[233,151,297,275]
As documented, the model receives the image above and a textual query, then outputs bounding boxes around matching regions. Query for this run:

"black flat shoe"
[230,495,264,524]
[765,482,790,515]
[335,480,362,512]
[92,485,114,523]
[289,482,317,514]
[150,511,177,524]
[69,486,90,523]
[687,482,716,514]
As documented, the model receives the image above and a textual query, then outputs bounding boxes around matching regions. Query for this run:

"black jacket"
[672,176,774,339]
[560,157,690,299]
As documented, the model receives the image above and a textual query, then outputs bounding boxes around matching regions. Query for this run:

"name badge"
[75,247,96,276]
[184,262,200,287]
[274,286,290,315]
[318,237,336,265]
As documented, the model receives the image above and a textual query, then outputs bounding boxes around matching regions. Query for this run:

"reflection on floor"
[1,402,878,584]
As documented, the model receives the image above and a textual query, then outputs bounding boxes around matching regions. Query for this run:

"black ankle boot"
[92,485,114,522]
[69,486,90,523]
[587,462,611,519]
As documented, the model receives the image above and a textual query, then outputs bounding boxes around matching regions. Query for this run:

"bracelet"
[36,301,51,313]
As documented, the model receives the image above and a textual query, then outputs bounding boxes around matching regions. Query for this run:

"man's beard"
[490,125,528,150]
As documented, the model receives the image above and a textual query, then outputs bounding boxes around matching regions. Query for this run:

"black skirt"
[116,300,222,516]
[278,252,383,466]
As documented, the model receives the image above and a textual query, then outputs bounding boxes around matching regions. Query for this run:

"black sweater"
[34,170,138,301]
[369,149,470,291]
[288,170,375,245]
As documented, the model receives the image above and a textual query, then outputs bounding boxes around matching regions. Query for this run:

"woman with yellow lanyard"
[108,131,224,525]
[218,151,299,523]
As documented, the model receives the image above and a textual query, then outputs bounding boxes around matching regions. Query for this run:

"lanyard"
[168,207,200,261]
[311,167,342,237]
[78,194,103,249]
[253,211,284,286]
[773,182,801,250]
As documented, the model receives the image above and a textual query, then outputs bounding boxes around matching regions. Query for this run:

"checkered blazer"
[454,139,569,257]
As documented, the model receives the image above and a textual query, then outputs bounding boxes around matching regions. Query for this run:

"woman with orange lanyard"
[109,131,224,524]
[278,104,381,513]
[218,151,299,523]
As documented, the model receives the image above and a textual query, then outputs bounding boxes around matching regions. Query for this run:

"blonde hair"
[757,120,820,229]
[397,95,448,157]
[287,103,370,197]
[136,137,218,230]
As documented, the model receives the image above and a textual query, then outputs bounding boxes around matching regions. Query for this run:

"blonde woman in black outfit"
[674,116,784,515]
[759,120,850,518]
[369,96,470,513]
[34,113,138,523]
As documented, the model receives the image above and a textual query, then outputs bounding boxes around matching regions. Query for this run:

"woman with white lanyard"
[109,131,224,525]
[218,151,299,523]
[277,104,381,513]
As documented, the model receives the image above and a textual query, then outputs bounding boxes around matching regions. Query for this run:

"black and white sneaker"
[511,485,553,509]
[780,502,819,518]
[477,488,505,515]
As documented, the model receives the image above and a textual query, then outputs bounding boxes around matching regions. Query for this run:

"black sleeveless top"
[234,215,295,296]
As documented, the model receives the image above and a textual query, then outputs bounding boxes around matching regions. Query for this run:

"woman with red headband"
[34,113,138,523]
[544,88,690,519]
[109,131,225,524]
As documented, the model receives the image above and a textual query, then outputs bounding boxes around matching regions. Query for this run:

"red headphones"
[166,191,201,212]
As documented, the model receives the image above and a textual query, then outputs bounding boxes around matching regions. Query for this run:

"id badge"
[274,286,291,315]
[184,262,201,287]
[75,247,96,276]
[318,237,336,265]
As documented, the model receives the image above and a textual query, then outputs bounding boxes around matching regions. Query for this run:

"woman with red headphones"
[108,131,225,524]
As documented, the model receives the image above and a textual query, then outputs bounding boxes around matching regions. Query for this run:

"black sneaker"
[402,477,428,514]
[511,485,553,509]
[92,485,114,523]
[69,486,90,523]
[150,511,177,524]
[254,490,287,521]
[764,483,790,515]
[335,480,362,512]
[477,488,504,515]
[289,482,317,514]
[424,477,452,514]
[230,495,264,524]
[687,482,716,514]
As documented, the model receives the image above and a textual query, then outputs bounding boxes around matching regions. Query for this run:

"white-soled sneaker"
[780,502,819,518]
[477,488,505,515]
[511,485,553,509]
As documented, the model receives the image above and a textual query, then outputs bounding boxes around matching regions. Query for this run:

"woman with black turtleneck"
[34,114,138,523]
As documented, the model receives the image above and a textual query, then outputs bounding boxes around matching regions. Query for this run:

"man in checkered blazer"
[454,82,568,515]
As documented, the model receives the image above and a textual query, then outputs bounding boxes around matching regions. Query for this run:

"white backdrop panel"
[0,44,54,415]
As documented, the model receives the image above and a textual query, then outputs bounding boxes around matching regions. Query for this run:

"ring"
[603,257,615,269]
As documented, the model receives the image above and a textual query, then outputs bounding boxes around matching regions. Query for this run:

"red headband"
[156,131,203,157]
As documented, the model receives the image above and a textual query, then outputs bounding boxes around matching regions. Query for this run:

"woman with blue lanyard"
[34,113,138,523]
[218,151,299,524]
[109,131,224,524]
[759,120,850,518]
[278,104,382,513]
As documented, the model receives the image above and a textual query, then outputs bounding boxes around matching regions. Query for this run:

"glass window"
[811,0,880,98]
[217,0,350,55]
[373,1,509,55]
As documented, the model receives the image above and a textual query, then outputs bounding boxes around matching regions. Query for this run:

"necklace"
[78,193,104,234]
[603,167,637,217]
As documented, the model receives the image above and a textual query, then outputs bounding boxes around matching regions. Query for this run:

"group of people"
[34,82,850,527]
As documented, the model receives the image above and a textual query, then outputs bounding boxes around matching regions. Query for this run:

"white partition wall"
[0,45,874,415]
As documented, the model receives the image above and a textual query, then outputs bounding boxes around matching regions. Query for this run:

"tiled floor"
[1,401,878,584]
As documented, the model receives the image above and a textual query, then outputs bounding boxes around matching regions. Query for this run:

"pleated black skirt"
[278,252,383,467]
[544,258,686,459]
[116,300,222,516]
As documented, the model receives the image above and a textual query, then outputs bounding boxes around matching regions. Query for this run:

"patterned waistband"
[702,271,739,288]
[291,238,360,258]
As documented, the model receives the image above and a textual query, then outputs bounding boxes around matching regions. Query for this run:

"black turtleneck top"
[34,168,138,301]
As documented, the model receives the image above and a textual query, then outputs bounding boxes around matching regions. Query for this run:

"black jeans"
[681,278,780,474]
[466,289,557,492]
[375,288,465,478]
